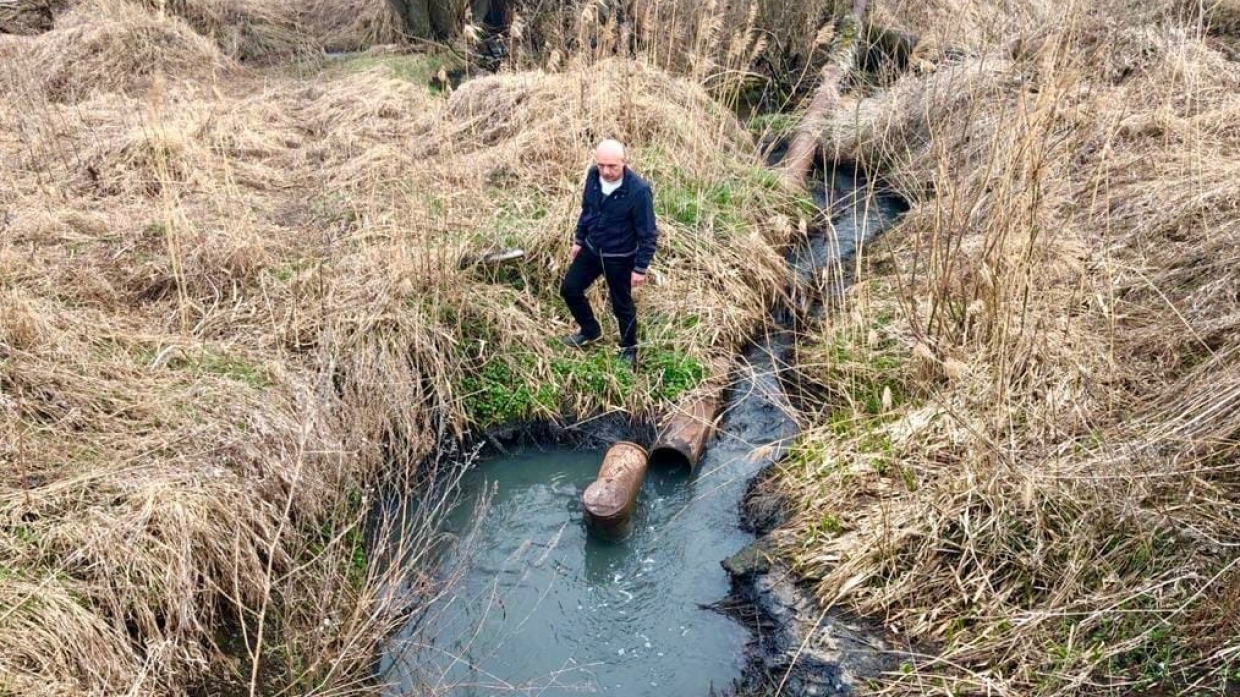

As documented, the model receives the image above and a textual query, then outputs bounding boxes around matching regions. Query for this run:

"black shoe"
[561,331,601,349]
[619,347,638,370]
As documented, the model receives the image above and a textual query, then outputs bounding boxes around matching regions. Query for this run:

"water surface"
[378,441,748,695]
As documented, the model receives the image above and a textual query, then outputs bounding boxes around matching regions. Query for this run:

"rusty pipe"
[650,359,729,470]
[581,441,649,540]
[649,393,718,470]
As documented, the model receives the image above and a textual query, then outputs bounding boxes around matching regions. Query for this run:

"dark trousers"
[559,246,638,348]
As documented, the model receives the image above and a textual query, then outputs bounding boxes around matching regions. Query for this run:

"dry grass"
[0,0,55,34]
[128,0,305,60]
[132,0,405,58]
[14,0,1240,693]
[0,2,808,692]
[27,0,235,103]
[775,0,1240,693]
[299,0,404,53]
[869,0,1056,49]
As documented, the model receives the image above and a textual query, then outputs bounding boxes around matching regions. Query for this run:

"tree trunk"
[427,0,456,39]
[387,0,433,39]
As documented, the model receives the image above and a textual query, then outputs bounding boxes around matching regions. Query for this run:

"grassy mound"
[23,0,235,103]
[778,0,1240,693]
[127,0,404,59]
[0,297,348,694]
[129,0,307,60]
[0,2,808,689]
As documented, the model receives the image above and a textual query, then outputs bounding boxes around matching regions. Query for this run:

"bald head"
[596,139,626,159]
[595,139,627,184]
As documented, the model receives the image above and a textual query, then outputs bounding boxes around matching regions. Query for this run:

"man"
[559,139,658,369]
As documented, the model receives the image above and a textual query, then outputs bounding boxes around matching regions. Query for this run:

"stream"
[377,164,906,696]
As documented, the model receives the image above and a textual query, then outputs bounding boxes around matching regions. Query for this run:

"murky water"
[378,331,799,696]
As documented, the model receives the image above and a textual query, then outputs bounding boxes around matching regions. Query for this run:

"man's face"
[596,150,625,183]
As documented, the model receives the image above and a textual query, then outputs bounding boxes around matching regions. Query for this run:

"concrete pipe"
[582,441,649,540]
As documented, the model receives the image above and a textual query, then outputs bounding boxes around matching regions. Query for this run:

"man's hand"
[571,243,582,260]
[631,271,647,288]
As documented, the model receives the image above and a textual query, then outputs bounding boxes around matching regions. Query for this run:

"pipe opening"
[649,446,693,470]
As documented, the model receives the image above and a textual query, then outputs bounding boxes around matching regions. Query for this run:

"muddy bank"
[715,163,910,696]
[707,333,901,696]
[715,330,902,697]
[723,542,900,696]
[720,466,902,696]
[481,411,657,454]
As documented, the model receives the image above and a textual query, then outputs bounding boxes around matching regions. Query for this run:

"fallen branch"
[779,3,865,187]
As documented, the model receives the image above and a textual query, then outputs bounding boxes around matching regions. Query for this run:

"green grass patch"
[432,304,502,358]
[267,257,319,283]
[344,488,368,590]
[816,315,908,420]
[130,344,273,390]
[806,512,843,544]
[639,347,706,402]
[747,112,802,138]
[638,149,811,245]
[333,52,463,89]
[551,348,636,405]
[459,344,704,428]
[191,351,272,389]
[787,436,829,469]
[462,355,559,427]
[653,167,767,234]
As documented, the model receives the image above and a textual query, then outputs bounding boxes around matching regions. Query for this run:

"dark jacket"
[574,166,658,274]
